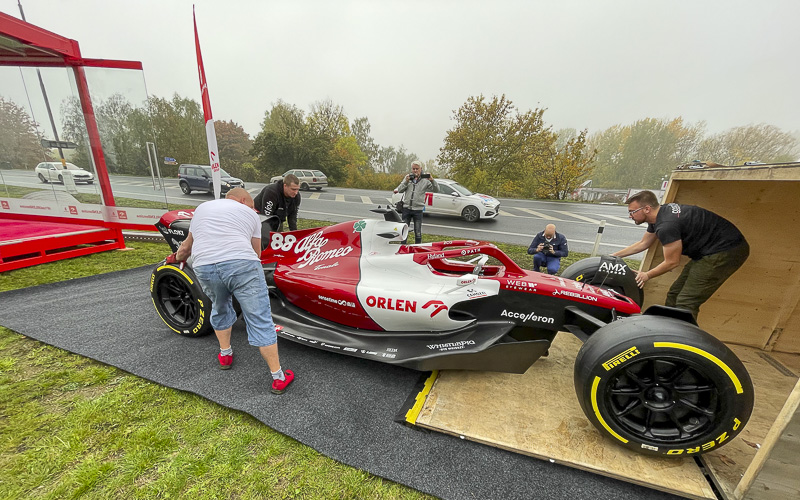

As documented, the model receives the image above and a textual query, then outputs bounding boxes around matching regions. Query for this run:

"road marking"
[335,194,345,202]
[300,210,628,249]
[551,210,605,225]
[360,196,372,204]
[513,207,564,220]
[309,192,321,200]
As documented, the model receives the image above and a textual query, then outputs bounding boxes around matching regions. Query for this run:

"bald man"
[527,224,569,274]
[172,187,295,394]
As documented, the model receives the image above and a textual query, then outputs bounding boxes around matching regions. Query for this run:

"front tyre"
[461,205,480,222]
[574,315,753,457]
[150,263,212,337]
[38,173,48,183]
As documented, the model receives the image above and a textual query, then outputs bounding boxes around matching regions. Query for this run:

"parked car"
[177,164,245,195]
[269,169,328,191]
[391,179,500,222]
[35,162,94,184]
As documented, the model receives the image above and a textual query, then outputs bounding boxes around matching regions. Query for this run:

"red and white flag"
[193,7,221,199]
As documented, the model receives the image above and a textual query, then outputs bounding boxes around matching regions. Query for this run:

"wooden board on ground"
[414,332,716,499]
[414,333,800,500]
[702,348,800,500]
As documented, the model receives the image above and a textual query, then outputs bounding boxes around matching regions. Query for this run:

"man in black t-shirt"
[611,190,749,319]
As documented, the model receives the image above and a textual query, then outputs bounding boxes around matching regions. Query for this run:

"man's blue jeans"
[194,259,277,347]
[402,208,423,244]
[533,253,561,275]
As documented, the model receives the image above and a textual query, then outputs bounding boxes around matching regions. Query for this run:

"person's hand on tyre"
[165,252,185,269]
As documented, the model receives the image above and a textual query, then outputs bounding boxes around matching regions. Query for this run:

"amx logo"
[599,261,627,275]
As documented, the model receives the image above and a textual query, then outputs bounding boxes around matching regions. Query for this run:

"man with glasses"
[611,190,749,320]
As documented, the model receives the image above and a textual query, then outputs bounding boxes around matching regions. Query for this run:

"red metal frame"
[0,12,154,269]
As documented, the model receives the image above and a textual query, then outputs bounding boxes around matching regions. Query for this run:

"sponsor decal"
[275,325,284,332]
[386,348,398,352]
[667,203,681,215]
[599,261,628,276]
[314,262,339,271]
[422,300,449,318]
[575,273,584,282]
[552,289,598,301]
[264,200,274,214]
[343,347,358,352]
[381,353,397,358]
[360,350,378,356]
[602,347,640,371]
[504,280,536,291]
[353,220,366,232]
[318,294,356,308]
[457,276,476,286]
[465,288,488,299]
[68,205,78,215]
[429,253,445,259]
[271,231,355,269]
[500,309,555,324]
[117,210,128,220]
[321,342,341,350]
[460,248,480,256]
[177,210,194,218]
[427,340,475,351]
[366,295,417,312]
[19,204,52,210]
[1,201,9,210]
[640,444,659,452]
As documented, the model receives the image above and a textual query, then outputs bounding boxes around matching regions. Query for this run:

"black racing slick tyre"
[561,256,644,307]
[150,263,213,337]
[574,315,753,457]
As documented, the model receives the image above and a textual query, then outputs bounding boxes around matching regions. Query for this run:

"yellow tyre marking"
[405,370,439,424]
[591,376,628,443]
[653,342,743,394]
[153,265,198,333]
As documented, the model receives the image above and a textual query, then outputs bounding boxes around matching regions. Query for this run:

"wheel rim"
[463,206,479,222]
[156,274,200,327]
[603,356,721,443]
[181,183,189,194]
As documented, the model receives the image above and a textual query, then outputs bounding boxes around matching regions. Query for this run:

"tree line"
[1,93,797,200]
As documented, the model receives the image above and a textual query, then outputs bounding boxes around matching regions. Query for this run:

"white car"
[35,162,95,184]
[391,179,500,222]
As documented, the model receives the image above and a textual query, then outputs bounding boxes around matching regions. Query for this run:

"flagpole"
[193,6,221,199]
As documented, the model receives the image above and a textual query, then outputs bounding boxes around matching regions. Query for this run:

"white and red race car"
[151,207,753,457]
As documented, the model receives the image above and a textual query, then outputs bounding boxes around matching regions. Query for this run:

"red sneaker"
[271,369,295,394]
[218,352,233,370]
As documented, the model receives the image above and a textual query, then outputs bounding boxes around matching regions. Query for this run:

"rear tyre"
[151,263,212,337]
[38,173,48,183]
[461,205,480,222]
[180,181,191,194]
[574,315,753,457]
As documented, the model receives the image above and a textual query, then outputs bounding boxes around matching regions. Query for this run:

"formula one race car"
[150,207,753,457]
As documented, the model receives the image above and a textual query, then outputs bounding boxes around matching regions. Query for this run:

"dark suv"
[177,164,245,195]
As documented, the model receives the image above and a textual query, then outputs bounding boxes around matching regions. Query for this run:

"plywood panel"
[640,180,800,353]
[701,348,799,499]
[415,333,717,500]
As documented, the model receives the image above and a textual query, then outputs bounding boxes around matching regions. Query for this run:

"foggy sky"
[2,0,799,162]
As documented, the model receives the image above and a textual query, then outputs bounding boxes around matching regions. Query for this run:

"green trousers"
[665,241,750,319]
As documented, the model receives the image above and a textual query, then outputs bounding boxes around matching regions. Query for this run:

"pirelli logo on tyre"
[602,346,640,371]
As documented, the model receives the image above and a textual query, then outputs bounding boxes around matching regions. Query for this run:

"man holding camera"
[527,224,569,274]
[395,160,439,244]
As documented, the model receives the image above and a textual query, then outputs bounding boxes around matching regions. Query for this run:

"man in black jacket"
[254,174,301,232]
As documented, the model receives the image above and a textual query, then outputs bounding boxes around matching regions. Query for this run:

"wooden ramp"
[410,333,800,500]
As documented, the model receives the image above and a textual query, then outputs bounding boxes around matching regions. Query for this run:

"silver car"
[270,169,328,191]
[35,162,95,184]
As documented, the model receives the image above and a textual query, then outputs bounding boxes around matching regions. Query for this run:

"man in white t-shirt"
[171,187,295,394]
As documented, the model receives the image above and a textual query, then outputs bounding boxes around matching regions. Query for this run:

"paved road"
[1,170,645,254]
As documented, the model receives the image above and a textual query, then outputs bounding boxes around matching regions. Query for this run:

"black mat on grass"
[0,266,681,500]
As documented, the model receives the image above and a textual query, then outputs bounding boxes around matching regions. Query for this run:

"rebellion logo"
[552,289,598,302]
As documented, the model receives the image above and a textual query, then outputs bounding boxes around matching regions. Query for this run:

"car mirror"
[450,192,459,197]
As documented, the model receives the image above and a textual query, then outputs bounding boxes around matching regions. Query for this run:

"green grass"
[0,218,637,498]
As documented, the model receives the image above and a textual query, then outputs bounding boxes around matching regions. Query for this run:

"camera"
[543,243,553,252]
[408,173,431,181]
